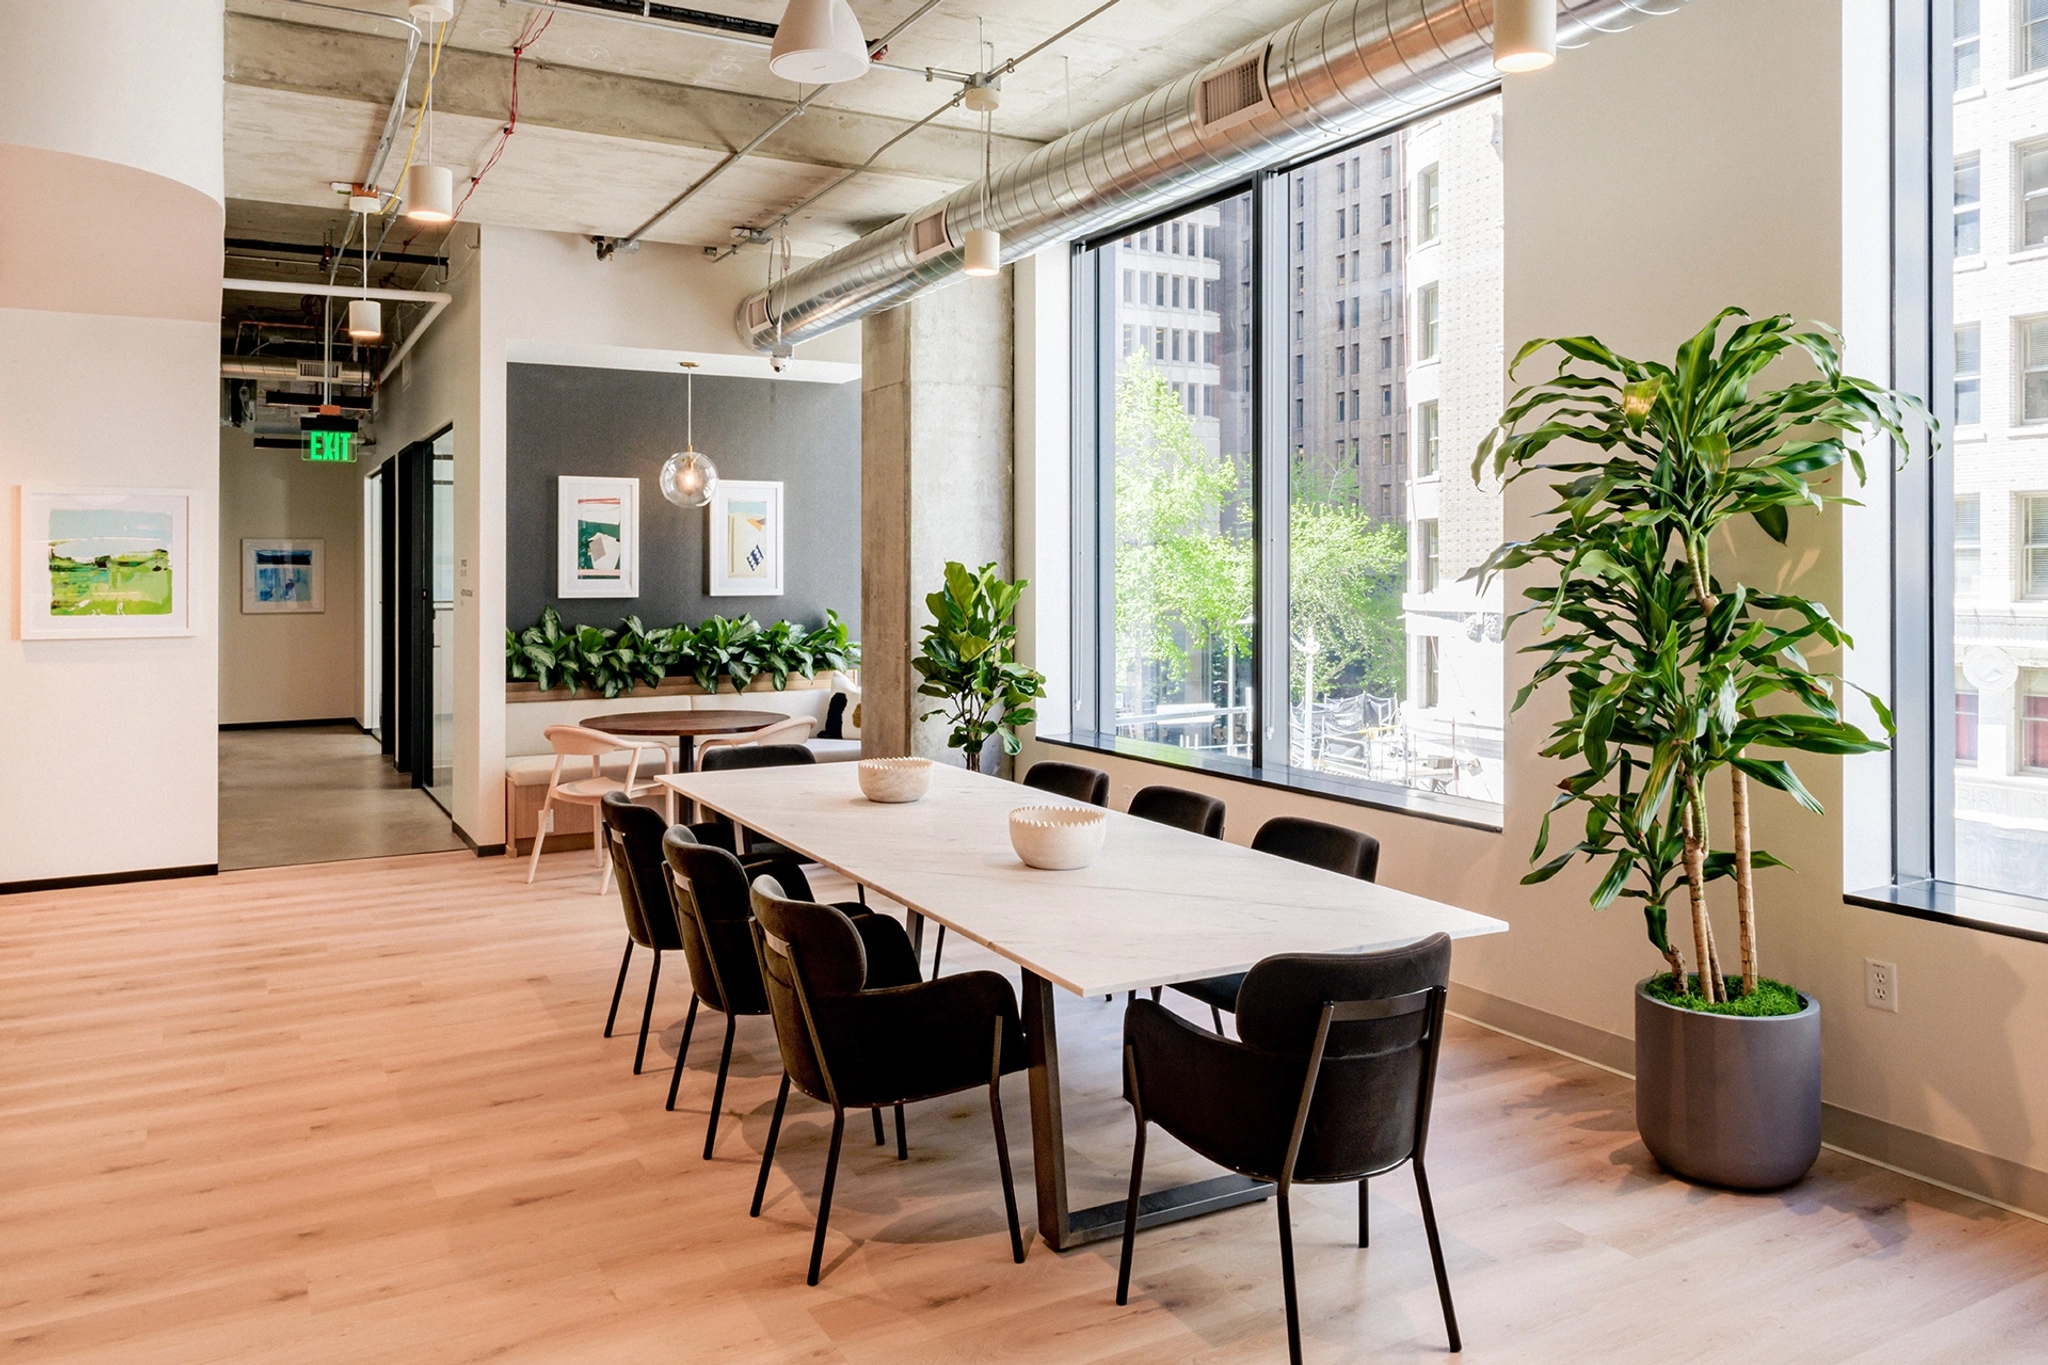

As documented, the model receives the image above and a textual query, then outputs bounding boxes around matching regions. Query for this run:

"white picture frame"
[557,475,639,598]
[17,486,196,639]
[241,538,325,614]
[708,480,784,597]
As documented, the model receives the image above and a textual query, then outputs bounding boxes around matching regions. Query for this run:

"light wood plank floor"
[4,850,2045,1363]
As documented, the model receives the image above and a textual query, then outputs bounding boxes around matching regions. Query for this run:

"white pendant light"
[768,0,871,85]
[406,162,455,222]
[1492,0,1557,73]
[963,60,1001,280]
[347,299,383,343]
[963,229,1001,277]
[660,362,719,509]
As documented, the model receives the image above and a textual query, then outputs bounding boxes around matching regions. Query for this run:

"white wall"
[0,0,224,886]
[378,227,860,848]
[217,428,362,724]
[1014,0,2048,1213]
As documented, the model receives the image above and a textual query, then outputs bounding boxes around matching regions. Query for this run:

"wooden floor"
[5,851,2046,1363]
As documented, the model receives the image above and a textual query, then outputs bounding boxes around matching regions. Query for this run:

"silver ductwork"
[736,0,1685,352]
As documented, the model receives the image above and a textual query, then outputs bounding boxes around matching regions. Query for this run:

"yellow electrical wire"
[383,18,448,213]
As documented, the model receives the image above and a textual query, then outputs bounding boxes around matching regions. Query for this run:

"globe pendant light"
[660,362,718,508]
[768,0,871,85]
[1492,0,1557,73]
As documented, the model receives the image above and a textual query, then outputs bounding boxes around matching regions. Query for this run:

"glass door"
[427,432,455,810]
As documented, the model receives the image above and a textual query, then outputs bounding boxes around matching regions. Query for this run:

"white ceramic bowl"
[858,756,933,803]
[1008,805,1108,870]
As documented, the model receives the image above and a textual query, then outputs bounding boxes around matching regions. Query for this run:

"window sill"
[2004,246,2048,267]
[1845,880,2048,947]
[2007,67,2048,95]
[1037,731,1505,832]
[1955,256,1987,273]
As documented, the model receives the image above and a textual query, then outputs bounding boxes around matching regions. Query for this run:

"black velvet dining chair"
[1126,784,1226,839]
[1020,759,1110,806]
[1118,935,1460,1364]
[599,793,688,1076]
[693,742,814,862]
[747,875,1029,1286]
[661,826,912,1159]
[1166,815,1382,1031]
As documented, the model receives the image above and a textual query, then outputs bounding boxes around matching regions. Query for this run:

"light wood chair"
[695,715,817,761]
[526,724,672,894]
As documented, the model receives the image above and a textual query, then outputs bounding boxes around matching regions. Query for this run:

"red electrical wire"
[437,3,554,233]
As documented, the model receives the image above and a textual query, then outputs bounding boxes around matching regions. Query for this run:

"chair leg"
[1115,1115,1147,1305]
[596,828,614,896]
[1414,1159,1462,1353]
[806,1108,848,1287]
[603,940,634,1037]
[633,949,662,1075]
[989,1079,1024,1264]
[1210,1004,1225,1035]
[893,1103,907,1161]
[703,1012,738,1159]
[665,993,699,1112]
[1276,1190,1303,1365]
[1149,986,1161,1003]
[1358,1175,1370,1248]
[751,1072,791,1218]
[525,795,552,883]
[871,1107,886,1145]
[931,924,946,977]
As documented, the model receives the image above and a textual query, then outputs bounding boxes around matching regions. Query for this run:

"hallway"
[217,725,466,871]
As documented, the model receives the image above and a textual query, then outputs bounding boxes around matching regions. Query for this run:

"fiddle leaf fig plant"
[914,561,1047,771]
[1475,309,1933,1008]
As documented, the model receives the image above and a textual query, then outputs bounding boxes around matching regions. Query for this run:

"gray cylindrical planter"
[1634,978,1822,1190]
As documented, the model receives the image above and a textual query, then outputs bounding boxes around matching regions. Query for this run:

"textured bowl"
[1008,805,1108,870]
[857,756,933,803]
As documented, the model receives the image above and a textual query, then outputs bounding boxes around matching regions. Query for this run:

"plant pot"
[1633,978,1821,1190]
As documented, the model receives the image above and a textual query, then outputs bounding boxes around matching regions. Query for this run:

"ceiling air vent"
[745,295,771,331]
[908,207,950,263]
[297,360,343,379]
[1196,47,1270,133]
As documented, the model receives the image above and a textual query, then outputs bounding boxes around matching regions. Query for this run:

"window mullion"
[1252,170,1292,773]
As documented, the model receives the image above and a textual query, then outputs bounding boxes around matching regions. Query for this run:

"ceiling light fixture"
[768,0,871,84]
[405,8,458,222]
[1492,0,1557,73]
[962,31,1001,279]
[660,362,719,508]
[347,211,382,342]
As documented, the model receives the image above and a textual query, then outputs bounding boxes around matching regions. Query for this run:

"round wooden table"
[579,709,791,774]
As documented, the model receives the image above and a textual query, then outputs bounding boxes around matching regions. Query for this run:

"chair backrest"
[748,875,870,1103]
[1251,815,1380,881]
[660,826,768,1016]
[544,723,633,758]
[1235,933,1452,1180]
[701,743,817,772]
[1127,784,1226,838]
[1022,760,1109,806]
[601,792,682,952]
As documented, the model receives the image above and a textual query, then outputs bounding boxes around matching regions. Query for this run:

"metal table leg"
[1021,970,1270,1252]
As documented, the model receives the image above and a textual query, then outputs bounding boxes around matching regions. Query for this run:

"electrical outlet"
[543,809,556,833]
[1865,959,1899,1013]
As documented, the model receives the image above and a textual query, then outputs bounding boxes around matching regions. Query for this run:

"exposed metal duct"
[221,357,373,384]
[736,0,1686,352]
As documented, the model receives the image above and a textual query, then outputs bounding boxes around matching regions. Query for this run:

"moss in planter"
[1644,974,1805,1017]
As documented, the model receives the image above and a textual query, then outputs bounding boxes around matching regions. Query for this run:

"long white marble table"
[658,761,1509,1251]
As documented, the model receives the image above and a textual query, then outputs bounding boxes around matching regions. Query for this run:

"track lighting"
[1492,0,1557,73]
[768,0,871,85]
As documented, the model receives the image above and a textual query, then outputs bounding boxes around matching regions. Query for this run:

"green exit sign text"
[305,430,356,463]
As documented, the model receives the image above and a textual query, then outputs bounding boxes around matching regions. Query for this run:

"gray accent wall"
[505,363,860,634]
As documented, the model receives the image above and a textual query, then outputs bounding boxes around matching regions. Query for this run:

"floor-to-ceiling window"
[1070,95,1505,823]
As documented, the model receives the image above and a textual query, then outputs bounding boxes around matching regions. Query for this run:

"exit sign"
[305,429,356,463]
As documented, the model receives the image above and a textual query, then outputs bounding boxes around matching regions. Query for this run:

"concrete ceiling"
[222,0,1319,258]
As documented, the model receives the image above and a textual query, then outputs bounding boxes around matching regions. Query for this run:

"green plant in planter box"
[1474,309,1933,1010]
[914,561,1046,771]
[506,606,860,696]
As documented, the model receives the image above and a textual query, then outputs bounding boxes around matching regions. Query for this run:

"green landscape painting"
[46,507,175,616]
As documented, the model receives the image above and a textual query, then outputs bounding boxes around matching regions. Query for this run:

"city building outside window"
[1956,0,1980,88]
[1957,493,1982,597]
[1957,672,1980,763]
[1418,399,1440,475]
[1956,323,1982,424]
[2022,317,2048,420]
[1417,163,1440,242]
[2019,140,2048,248]
[2026,671,2048,769]
[1416,283,1440,360]
[1956,153,1981,257]
[1380,193,1392,226]
[2024,494,2048,597]
[2023,0,2048,73]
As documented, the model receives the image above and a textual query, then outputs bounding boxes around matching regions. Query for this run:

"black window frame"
[1060,94,1507,833]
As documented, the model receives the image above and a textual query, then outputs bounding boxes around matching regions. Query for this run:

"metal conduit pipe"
[736,0,1687,352]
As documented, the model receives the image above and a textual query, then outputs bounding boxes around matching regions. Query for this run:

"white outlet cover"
[1865,958,1899,1013]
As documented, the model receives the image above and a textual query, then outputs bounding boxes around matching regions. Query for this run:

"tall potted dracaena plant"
[1475,309,1932,1188]
[913,561,1047,772]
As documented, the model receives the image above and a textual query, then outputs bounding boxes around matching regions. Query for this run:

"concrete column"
[862,275,1015,762]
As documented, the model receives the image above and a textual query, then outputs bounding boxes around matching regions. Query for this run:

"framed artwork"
[241,538,324,614]
[708,480,784,596]
[557,475,639,598]
[17,487,195,639]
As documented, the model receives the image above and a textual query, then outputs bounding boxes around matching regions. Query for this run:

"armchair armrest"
[1124,999,1305,1181]
[810,970,1025,1106]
